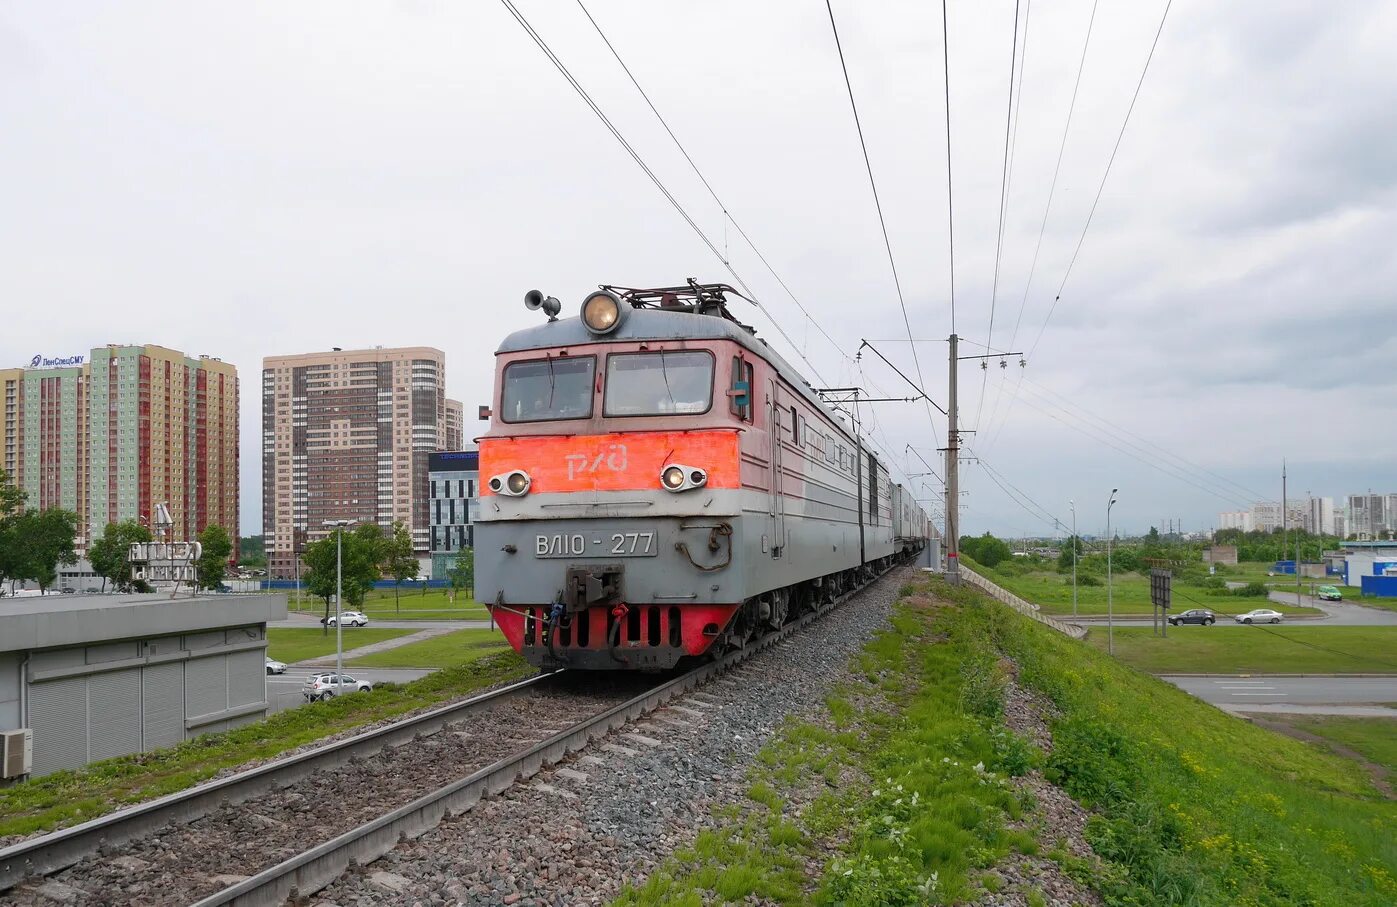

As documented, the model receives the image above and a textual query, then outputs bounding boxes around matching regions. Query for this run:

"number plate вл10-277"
[535,530,659,558]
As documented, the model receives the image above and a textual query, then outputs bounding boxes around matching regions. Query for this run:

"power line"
[497,0,827,388]
[1029,0,1175,360]
[940,0,957,333]
[571,0,855,382]
[822,0,942,453]
[978,0,1023,433]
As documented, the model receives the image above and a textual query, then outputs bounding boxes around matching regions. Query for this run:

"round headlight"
[582,291,624,334]
[662,465,685,489]
[690,469,706,486]
[489,477,503,492]
[506,471,530,494]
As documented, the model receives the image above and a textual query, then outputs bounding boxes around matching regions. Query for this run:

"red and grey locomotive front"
[476,284,895,670]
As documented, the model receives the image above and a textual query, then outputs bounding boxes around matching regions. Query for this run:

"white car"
[1235,608,1283,624]
[322,611,369,627]
[265,657,287,675]
[302,673,373,701]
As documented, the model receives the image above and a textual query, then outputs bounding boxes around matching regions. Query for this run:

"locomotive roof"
[497,308,865,450]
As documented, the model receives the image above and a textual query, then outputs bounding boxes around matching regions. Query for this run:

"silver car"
[302,672,373,701]
[1235,608,1283,624]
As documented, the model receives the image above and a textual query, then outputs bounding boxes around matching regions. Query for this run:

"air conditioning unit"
[2,729,33,779]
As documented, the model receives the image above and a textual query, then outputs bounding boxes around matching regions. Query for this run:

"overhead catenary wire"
[974,0,1024,434]
[497,0,827,389]
[986,0,1174,450]
[822,0,943,453]
[571,0,857,383]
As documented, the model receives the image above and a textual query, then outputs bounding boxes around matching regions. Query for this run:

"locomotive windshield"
[604,350,714,416]
[501,356,595,422]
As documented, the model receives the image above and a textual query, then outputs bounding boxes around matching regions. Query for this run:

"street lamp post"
[323,519,355,695]
[1107,489,1118,655]
[1069,500,1078,619]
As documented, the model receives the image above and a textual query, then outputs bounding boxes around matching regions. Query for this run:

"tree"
[0,469,28,593]
[238,534,267,569]
[197,524,234,590]
[303,524,384,632]
[447,549,474,602]
[1056,535,1085,571]
[18,508,79,592]
[1145,526,1161,544]
[88,520,153,592]
[961,532,1012,569]
[384,520,419,611]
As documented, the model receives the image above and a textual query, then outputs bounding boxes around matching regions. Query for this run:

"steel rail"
[0,672,560,891]
[195,561,904,907]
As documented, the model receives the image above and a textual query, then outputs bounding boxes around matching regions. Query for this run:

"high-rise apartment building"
[1303,496,1336,536]
[1346,493,1394,539]
[0,345,238,547]
[262,347,461,578]
[445,399,465,452]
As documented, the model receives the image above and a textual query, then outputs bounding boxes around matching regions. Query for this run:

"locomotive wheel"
[766,589,790,630]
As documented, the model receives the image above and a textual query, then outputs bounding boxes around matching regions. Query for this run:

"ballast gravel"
[313,566,914,906]
[2,682,652,907]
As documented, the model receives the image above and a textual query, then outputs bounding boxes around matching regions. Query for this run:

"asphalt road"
[1072,595,1397,628]
[270,613,495,630]
[1162,675,1397,716]
[264,666,433,714]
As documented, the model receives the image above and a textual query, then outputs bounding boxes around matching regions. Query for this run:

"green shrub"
[1232,581,1269,597]
[986,726,1039,777]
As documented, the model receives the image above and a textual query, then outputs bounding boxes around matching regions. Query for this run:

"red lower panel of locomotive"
[491,602,739,670]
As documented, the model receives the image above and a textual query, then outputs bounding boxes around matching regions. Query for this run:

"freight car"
[476,282,929,670]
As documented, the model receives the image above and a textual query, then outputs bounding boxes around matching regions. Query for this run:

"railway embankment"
[618,577,1397,906]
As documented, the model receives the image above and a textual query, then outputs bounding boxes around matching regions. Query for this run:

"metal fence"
[959,567,1088,640]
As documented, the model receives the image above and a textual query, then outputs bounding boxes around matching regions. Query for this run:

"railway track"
[1,561,903,907]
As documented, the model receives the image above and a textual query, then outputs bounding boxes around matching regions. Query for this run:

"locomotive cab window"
[604,350,714,416]
[501,356,596,422]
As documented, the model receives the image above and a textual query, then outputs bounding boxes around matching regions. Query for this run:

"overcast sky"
[3,0,1394,539]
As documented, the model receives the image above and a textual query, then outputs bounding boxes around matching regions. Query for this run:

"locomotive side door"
[767,378,786,557]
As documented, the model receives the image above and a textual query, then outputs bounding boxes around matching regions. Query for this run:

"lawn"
[348,628,511,669]
[1285,715,1397,779]
[1085,625,1397,674]
[267,627,415,663]
[0,652,532,839]
[975,564,1322,617]
[620,578,1397,906]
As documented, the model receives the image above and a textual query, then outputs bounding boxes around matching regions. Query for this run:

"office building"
[262,347,462,578]
[0,345,238,547]
[428,450,478,580]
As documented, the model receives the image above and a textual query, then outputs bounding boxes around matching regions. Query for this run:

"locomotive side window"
[604,351,714,416]
[501,356,596,422]
[729,357,754,422]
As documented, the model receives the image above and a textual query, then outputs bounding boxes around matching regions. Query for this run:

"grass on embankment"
[971,562,1322,617]
[1086,625,1397,674]
[619,579,1397,906]
[0,652,532,840]
[348,628,510,669]
[266,627,415,663]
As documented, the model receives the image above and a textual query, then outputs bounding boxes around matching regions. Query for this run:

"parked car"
[60,587,77,594]
[302,673,372,701]
[1235,608,1283,624]
[265,657,287,675]
[1169,608,1216,626]
[1317,585,1343,602]
[322,611,369,627]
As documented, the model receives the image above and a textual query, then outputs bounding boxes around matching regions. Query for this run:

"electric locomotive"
[476,282,929,670]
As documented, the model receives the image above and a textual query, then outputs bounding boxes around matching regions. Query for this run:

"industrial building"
[428,450,478,580]
[0,592,287,780]
[261,347,463,578]
[0,345,239,548]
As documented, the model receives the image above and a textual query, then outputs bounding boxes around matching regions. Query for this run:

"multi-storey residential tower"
[0,345,238,547]
[444,398,465,452]
[262,347,461,578]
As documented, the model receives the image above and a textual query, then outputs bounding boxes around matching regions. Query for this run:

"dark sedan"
[1169,608,1216,626]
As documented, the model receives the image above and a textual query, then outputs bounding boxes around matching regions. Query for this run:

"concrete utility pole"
[945,333,960,585]
[1070,500,1078,619]
[1107,488,1119,656]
